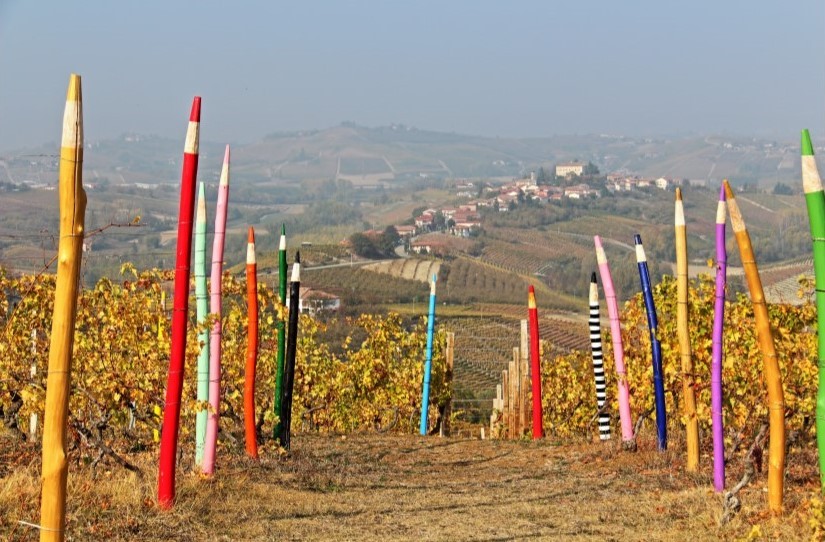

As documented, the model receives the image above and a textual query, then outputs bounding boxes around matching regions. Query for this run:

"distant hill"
[0,125,810,189]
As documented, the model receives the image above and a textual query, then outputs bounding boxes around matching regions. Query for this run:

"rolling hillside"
[2,125,810,190]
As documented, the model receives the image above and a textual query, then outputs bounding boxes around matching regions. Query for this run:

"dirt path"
[2,434,816,541]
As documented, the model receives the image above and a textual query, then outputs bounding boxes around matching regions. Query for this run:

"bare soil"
[0,432,819,541]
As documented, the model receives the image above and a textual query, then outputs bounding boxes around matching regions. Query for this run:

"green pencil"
[802,129,825,492]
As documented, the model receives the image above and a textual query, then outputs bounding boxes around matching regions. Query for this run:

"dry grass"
[1,432,821,541]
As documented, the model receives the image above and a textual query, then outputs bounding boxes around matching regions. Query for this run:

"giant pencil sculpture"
[281,252,301,451]
[588,273,611,441]
[40,73,86,542]
[203,145,231,475]
[711,185,727,491]
[801,129,825,492]
[527,285,544,439]
[244,227,259,459]
[194,182,209,466]
[594,236,635,449]
[274,224,287,442]
[675,188,699,471]
[634,234,667,450]
[724,179,785,512]
[158,97,201,508]
[419,274,438,435]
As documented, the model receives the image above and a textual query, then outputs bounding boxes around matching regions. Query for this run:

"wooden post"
[30,329,38,440]
[508,353,517,438]
[491,382,503,438]
[40,73,87,542]
[440,332,455,437]
[501,371,509,439]
[512,347,521,437]
[520,319,529,438]
[675,189,699,468]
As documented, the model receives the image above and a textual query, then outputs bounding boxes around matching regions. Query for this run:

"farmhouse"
[393,225,416,238]
[286,287,341,316]
[564,183,598,199]
[555,162,585,178]
[414,213,434,229]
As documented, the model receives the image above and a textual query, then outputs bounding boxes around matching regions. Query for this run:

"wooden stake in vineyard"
[281,252,301,451]
[194,182,209,466]
[634,234,667,450]
[588,273,611,441]
[509,347,519,437]
[39,73,87,542]
[274,224,287,442]
[711,185,727,492]
[30,329,38,440]
[724,179,785,513]
[419,274,438,435]
[800,129,825,492]
[594,236,635,450]
[527,286,543,439]
[440,331,455,437]
[203,145,231,475]
[244,227,259,459]
[674,188,699,471]
[158,96,201,509]
[519,319,529,435]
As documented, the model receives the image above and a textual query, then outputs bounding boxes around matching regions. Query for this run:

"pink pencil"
[202,145,231,475]
[594,236,635,448]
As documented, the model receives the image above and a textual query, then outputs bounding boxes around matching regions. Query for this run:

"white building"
[555,162,585,177]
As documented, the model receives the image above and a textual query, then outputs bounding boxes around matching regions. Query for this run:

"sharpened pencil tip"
[802,129,815,156]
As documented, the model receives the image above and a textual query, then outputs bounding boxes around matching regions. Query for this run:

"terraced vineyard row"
[553,215,665,245]
[444,310,591,415]
[363,258,441,283]
[758,258,813,287]
[476,239,549,275]
[467,303,589,352]
[441,257,545,306]
[444,316,522,395]
[249,243,351,274]
[764,276,809,305]
[480,229,592,276]
[302,266,429,306]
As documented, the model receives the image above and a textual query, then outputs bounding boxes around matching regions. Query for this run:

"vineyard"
[759,259,815,305]
[440,257,572,309]
[241,243,352,273]
[0,267,451,459]
[482,227,593,275]
[3,265,825,539]
[363,258,441,283]
[300,266,428,307]
[534,273,820,443]
[552,214,663,244]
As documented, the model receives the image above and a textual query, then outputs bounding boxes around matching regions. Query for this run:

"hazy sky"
[1,1,823,152]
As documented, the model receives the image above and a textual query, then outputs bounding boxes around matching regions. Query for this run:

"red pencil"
[158,97,201,508]
[528,286,543,439]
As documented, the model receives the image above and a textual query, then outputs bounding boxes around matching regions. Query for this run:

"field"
[1,433,820,541]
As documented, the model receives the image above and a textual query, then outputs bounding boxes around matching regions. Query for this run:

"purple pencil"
[711,185,727,491]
